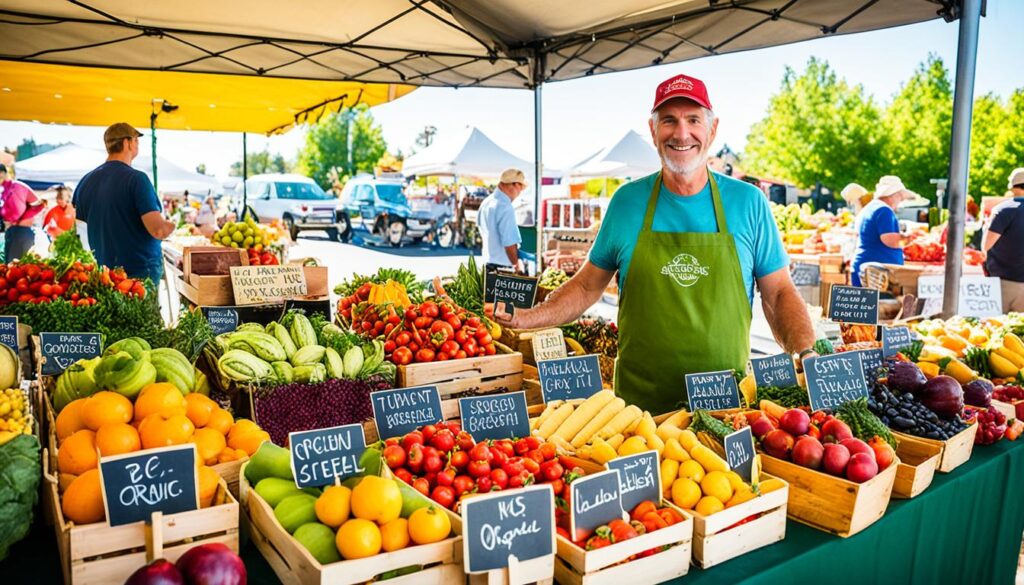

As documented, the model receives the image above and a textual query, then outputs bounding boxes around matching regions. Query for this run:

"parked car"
[339,174,449,246]
[232,173,350,241]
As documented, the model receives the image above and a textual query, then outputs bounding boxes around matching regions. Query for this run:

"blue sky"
[2,0,1021,178]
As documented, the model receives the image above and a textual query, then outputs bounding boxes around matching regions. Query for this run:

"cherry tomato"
[431,485,456,509]
[392,346,413,366]
[416,348,436,362]
[394,331,411,347]
[414,316,433,329]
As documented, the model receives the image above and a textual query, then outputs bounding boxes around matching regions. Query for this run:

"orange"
[351,476,401,524]
[55,399,87,444]
[227,430,270,456]
[185,393,217,428]
[228,418,259,441]
[216,447,239,464]
[380,518,410,551]
[133,383,187,422]
[62,469,105,525]
[670,478,701,510]
[695,496,724,516]
[677,460,706,483]
[198,465,219,508]
[335,519,381,560]
[408,506,451,545]
[233,448,248,460]
[700,471,734,504]
[95,423,141,456]
[726,486,757,508]
[139,412,195,450]
[206,408,234,435]
[58,430,98,475]
[80,391,133,431]
[315,485,352,528]
[193,428,227,465]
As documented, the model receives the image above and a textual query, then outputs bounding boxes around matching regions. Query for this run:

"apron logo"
[661,254,709,287]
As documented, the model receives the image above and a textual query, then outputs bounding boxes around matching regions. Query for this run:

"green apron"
[615,171,751,414]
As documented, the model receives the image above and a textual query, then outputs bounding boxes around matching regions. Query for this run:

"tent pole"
[242,132,248,219]
[942,0,982,318]
[533,82,543,275]
[149,111,158,194]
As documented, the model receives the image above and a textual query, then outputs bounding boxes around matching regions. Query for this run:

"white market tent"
[14,143,219,195]
[569,130,661,179]
[403,126,531,178]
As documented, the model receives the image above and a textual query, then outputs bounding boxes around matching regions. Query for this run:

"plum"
[846,452,879,483]
[839,438,873,460]
[792,436,824,470]
[821,418,853,444]
[822,443,851,477]
[762,429,795,460]
[778,409,810,436]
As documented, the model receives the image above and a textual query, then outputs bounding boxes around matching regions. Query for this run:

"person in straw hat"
[851,175,912,287]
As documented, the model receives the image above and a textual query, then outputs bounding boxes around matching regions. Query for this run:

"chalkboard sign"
[371,386,443,439]
[288,423,367,488]
[724,426,755,483]
[856,348,885,386]
[462,484,555,574]
[569,469,623,541]
[537,355,603,403]
[791,263,821,286]
[98,444,199,527]
[803,353,868,411]
[750,353,798,388]
[685,370,742,411]
[40,332,102,375]
[485,272,538,311]
[882,326,914,358]
[202,307,239,334]
[915,275,1003,318]
[230,265,308,305]
[0,316,17,353]
[605,450,660,512]
[459,391,530,441]
[828,285,879,325]
[531,329,567,362]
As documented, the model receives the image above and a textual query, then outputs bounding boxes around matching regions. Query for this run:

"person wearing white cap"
[841,183,872,214]
[851,175,911,287]
[478,168,526,272]
[981,168,1024,311]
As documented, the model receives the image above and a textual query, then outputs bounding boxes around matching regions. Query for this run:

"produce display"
[0,434,39,561]
[538,267,570,291]
[335,267,425,309]
[964,406,1008,446]
[0,387,32,445]
[560,499,685,552]
[212,217,280,256]
[124,542,246,585]
[902,228,986,266]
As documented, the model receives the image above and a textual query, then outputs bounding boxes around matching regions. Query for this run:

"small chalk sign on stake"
[882,326,914,358]
[98,444,199,527]
[288,423,367,488]
[40,332,102,375]
[462,483,555,574]
[537,355,603,403]
[724,426,756,483]
[803,353,869,412]
[0,316,17,353]
[749,353,798,389]
[459,391,531,442]
[856,348,885,387]
[485,272,539,311]
[531,328,567,362]
[685,370,742,411]
[370,385,443,440]
[569,469,624,542]
[201,307,239,334]
[606,450,661,513]
[827,285,879,325]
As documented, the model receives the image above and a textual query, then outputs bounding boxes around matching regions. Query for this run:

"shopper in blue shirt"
[851,176,911,287]
[73,123,175,285]
[478,168,525,272]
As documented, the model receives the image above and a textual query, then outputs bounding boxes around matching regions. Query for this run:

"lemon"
[695,496,724,516]
[678,459,706,483]
[726,486,757,508]
[724,470,747,493]
[701,471,734,503]
[671,478,702,510]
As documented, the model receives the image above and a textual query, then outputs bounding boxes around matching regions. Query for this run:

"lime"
[230,242,239,248]
[232,231,244,243]
[220,236,232,245]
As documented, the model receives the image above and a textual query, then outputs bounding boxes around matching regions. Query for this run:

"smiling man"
[491,74,817,413]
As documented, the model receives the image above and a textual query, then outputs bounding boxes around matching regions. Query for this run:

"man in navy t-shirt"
[851,176,911,287]
[983,168,1024,312]
[73,123,175,285]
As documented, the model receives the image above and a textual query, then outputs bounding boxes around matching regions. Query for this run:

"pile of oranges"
[55,383,269,525]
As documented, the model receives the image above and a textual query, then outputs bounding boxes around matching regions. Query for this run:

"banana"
[564,337,587,356]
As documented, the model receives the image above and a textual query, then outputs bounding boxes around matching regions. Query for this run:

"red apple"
[750,415,775,439]
[762,429,796,460]
[778,409,810,436]
[839,438,873,460]
[846,452,879,483]
[175,543,246,585]
[791,436,825,470]
[822,443,851,477]
[821,418,853,444]
[125,559,185,585]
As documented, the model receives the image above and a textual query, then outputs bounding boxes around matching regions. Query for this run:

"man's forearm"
[515,276,601,329]
[505,245,519,265]
[763,286,816,353]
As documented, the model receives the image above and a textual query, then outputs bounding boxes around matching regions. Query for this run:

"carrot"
[759,399,787,420]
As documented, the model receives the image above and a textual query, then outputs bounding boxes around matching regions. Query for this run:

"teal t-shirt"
[589,171,789,304]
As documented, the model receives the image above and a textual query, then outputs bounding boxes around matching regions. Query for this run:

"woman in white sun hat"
[851,176,911,287]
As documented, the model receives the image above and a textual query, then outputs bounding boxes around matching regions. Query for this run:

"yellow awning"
[0,61,415,134]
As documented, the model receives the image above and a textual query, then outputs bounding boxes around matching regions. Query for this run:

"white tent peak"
[569,129,660,179]
[402,126,532,178]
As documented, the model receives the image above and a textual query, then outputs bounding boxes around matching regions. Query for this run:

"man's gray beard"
[659,144,708,176]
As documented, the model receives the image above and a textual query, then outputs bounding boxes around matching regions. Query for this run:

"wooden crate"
[240,463,464,585]
[554,502,693,585]
[892,433,941,499]
[991,399,1019,422]
[689,472,788,568]
[42,449,239,585]
[760,454,898,537]
[893,422,977,473]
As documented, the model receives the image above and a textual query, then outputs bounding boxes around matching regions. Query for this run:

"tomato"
[475,329,493,345]
[383,340,396,354]
[357,283,373,298]
[502,458,525,477]
[445,314,462,330]
[494,439,515,457]
[467,459,491,478]
[475,476,493,492]
[454,329,472,344]
[16,279,28,293]
[414,316,433,329]
[383,444,407,469]
[449,450,469,470]
[484,344,496,355]
[452,474,475,496]
[412,477,431,496]
[423,453,443,474]
[549,478,565,497]
[469,443,492,462]
[429,321,454,345]
[420,301,439,318]
[465,316,482,328]
[430,485,455,509]
[455,350,467,359]
[490,468,509,489]
[392,346,413,365]
[24,265,40,280]
[455,431,475,452]
[440,340,459,358]
[435,352,449,361]
[462,339,478,356]
[394,331,411,347]
[539,442,557,461]
[522,457,540,475]
[416,348,436,362]
[6,267,23,281]
[402,431,425,450]
[430,429,455,452]
[393,467,413,484]
[40,268,54,281]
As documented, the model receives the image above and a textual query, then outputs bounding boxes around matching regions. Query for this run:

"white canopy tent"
[569,130,661,179]
[13,143,219,195]
[402,126,532,178]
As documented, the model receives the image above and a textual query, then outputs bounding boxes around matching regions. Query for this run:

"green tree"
[229,151,289,176]
[968,89,1024,198]
[297,104,388,189]
[744,57,885,191]
[880,54,953,201]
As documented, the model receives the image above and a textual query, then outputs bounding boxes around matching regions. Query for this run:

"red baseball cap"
[651,73,712,113]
